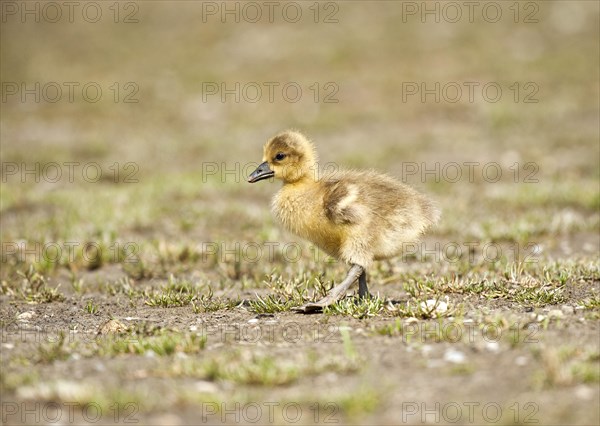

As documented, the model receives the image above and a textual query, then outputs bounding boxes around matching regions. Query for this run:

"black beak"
[247,161,274,183]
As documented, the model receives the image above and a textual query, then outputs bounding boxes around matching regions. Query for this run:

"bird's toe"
[292,302,326,314]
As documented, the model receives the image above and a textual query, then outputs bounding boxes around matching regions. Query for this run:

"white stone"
[17,311,35,321]
[421,299,448,315]
[515,356,528,366]
[485,342,500,353]
[575,385,594,401]
[443,349,466,364]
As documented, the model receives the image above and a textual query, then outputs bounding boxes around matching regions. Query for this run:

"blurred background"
[2,1,598,254]
[2,1,598,250]
[1,2,599,424]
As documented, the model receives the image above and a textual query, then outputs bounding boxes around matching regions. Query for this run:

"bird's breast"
[272,189,316,236]
[272,186,342,256]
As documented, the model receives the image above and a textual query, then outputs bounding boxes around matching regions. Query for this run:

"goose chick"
[248,130,440,312]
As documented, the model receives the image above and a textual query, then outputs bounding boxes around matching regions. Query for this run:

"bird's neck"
[283,175,318,188]
[283,163,320,186]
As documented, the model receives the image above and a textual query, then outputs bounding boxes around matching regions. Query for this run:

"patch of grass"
[249,272,334,313]
[267,272,329,300]
[99,277,142,298]
[375,317,453,342]
[449,363,475,375]
[0,370,40,393]
[388,296,458,319]
[336,387,381,419]
[165,349,360,386]
[340,326,357,361]
[70,275,84,295]
[144,276,203,307]
[532,346,600,388]
[249,294,298,314]
[579,294,600,310]
[513,284,567,306]
[376,318,405,337]
[427,262,578,307]
[145,289,195,307]
[94,332,207,357]
[325,295,386,319]
[192,288,240,313]
[202,353,301,385]
[571,360,600,384]
[84,299,99,314]
[36,332,69,363]
[145,277,239,312]
[1,265,64,303]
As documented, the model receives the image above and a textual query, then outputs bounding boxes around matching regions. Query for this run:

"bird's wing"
[322,180,363,225]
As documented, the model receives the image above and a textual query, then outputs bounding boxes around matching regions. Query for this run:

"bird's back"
[319,169,439,265]
[271,168,439,267]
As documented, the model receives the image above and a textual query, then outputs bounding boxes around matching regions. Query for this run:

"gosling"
[248,130,440,313]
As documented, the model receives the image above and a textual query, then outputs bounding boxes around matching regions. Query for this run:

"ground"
[1,1,599,425]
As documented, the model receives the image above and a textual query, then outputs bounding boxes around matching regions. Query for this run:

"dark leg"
[293,264,364,313]
[358,270,369,298]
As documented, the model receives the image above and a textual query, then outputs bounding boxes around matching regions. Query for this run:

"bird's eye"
[275,153,286,161]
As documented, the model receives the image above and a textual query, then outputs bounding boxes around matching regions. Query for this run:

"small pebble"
[97,319,127,335]
[421,299,448,316]
[485,342,500,353]
[421,345,433,356]
[17,311,35,321]
[194,380,218,393]
[575,385,594,401]
[515,356,528,366]
[93,362,106,372]
[443,349,466,364]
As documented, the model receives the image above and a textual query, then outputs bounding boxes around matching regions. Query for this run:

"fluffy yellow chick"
[248,130,439,312]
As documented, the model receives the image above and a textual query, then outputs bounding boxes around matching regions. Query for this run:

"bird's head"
[247,130,318,184]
